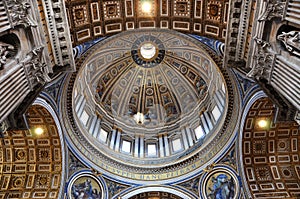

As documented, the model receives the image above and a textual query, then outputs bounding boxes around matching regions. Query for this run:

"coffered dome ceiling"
[62,29,239,183]
[94,32,211,131]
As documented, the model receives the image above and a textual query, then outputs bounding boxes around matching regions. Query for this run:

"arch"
[0,99,66,198]
[237,90,267,196]
[116,185,197,199]
[238,91,300,198]
[33,97,67,199]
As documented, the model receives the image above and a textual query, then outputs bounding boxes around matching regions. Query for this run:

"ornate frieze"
[247,37,275,81]
[39,0,75,72]
[258,0,286,21]
[277,31,300,57]
[4,0,37,28]
[22,46,50,89]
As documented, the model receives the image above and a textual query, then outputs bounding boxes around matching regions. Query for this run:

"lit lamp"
[34,127,44,135]
[134,112,144,125]
[257,119,268,128]
[141,0,152,13]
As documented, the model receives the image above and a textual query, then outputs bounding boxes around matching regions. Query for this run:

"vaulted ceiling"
[64,0,229,46]
[241,98,300,198]
[0,105,63,198]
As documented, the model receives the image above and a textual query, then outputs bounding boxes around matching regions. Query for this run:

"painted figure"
[208,174,235,199]
[71,178,101,199]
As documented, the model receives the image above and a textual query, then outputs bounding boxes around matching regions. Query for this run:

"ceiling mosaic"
[0,105,63,199]
[241,97,300,198]
[64,0,229,46]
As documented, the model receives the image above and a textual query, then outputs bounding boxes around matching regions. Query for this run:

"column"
[181,128,189,150]
[114,130,121,152]
[139,136,144,158]
[163,134,170,156]
[109,129,117,149]
[134,135,139,157]
[159,134,165,157]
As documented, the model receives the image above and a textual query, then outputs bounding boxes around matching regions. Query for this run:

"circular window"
[140,43,156,59]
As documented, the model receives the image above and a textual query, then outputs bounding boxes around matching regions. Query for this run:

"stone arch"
[0,100,66,198]
[239,94,300,198]
[117,185,197,199]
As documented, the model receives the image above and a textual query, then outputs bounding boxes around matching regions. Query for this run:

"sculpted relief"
[277,31,300,57]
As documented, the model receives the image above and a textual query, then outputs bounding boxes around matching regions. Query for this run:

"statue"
[258,0,285,21]
[277,31,300,57]
[0,42,14,69]
[295,111,300,126]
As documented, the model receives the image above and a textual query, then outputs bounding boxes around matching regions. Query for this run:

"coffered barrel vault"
[0,105,64,198]
[240,97,300,198]
[65,0,229,46]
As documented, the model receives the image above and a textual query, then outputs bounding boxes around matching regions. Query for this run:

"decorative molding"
[39,0,75,72]
[247,38,275,81]
[22,46,51,89]
[258,0,286,22]
[5,0,37,28]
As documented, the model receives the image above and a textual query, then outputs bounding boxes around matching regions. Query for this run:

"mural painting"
[201,167,239,199]
[206,173,235,199]
[70,175,103,199]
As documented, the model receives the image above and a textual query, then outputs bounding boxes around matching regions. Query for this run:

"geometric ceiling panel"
[241,97,300,198]
[0,105,63,199]
[64,0,229,46]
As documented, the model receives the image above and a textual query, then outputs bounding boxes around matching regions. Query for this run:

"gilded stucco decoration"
[61,28,240,184]
[64,0,229,45]
[241,97,300,198]
[199,165,240,199]
[0,105,63,198]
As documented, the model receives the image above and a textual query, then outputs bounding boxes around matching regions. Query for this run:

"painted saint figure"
[208,174,235,199]
[71,178,101,199]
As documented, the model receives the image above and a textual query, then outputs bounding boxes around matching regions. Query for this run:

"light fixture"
[34,127,44,135]
[257,119,268,128]
[134,112,144,125]
[140,43,156,59]
[141,1,152,13]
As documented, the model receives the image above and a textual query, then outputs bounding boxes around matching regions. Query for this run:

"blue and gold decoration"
[200,165,240,199]
[67,171,108,199]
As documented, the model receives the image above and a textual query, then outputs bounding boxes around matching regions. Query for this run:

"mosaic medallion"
[68,174,103,199]
[200,167,240,199]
